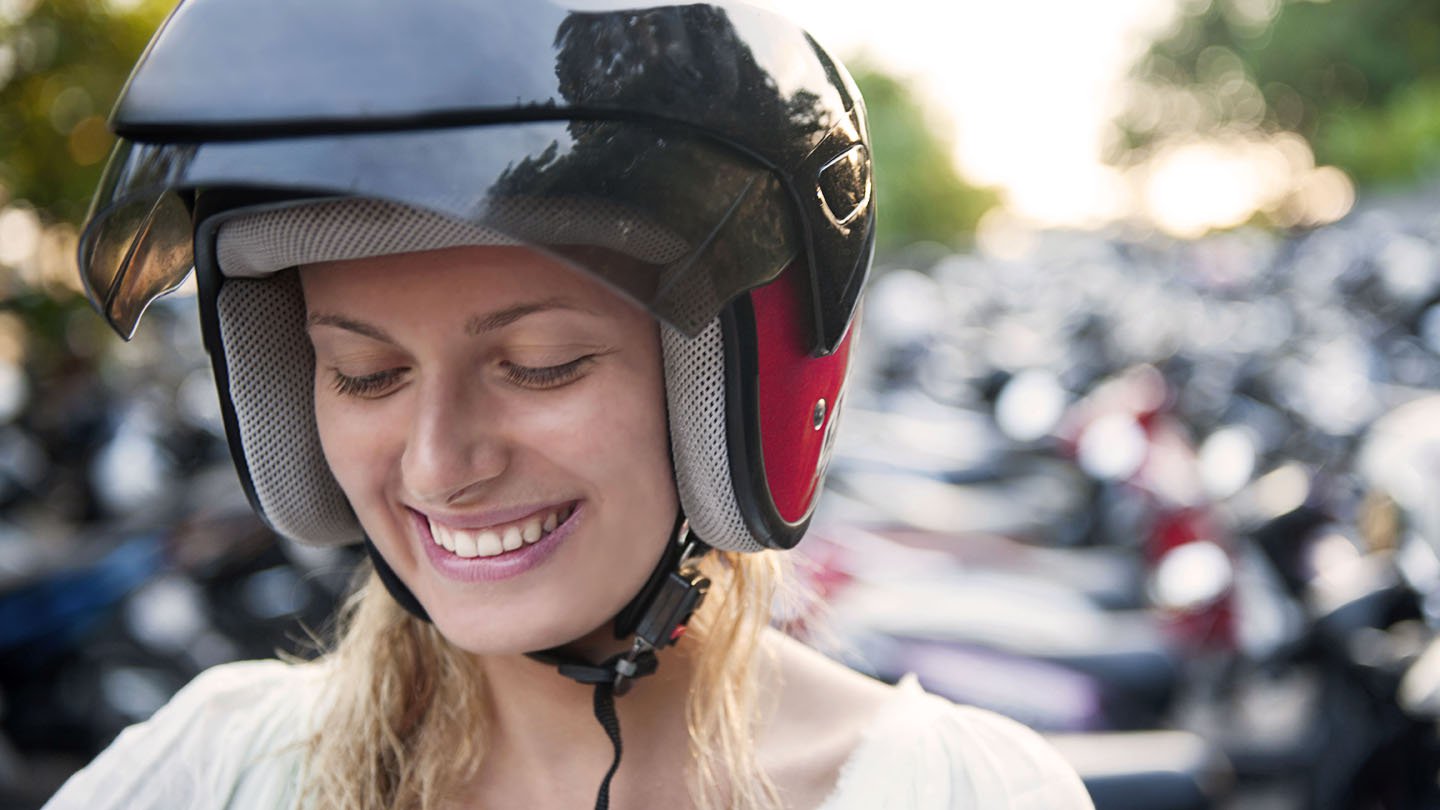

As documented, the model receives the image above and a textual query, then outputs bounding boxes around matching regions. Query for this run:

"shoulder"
[757,630,898,808]
[757,633,1092,810]
[823,676,1095,810]
[43,658,327,810]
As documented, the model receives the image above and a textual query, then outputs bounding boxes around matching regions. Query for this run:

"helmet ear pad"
[209,270,366,547]
[202,260,852,554]
[667,263,855,551]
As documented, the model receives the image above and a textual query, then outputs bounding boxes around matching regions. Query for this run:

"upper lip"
[409,501,575,532]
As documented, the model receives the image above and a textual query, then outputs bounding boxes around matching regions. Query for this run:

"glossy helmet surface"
[79,0,874,553]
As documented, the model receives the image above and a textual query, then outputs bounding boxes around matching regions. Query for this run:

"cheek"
[312,386,394,516]
[532,345,676,522]
[542,384,670,490]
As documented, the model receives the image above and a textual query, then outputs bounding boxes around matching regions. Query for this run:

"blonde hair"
[301,550,786,810]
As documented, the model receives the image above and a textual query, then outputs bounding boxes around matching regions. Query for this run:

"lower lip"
[415,504,580,583]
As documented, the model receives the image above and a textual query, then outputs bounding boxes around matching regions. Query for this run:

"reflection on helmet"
[83,0,872,350]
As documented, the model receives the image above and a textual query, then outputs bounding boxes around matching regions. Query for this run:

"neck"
[463,629,699,805]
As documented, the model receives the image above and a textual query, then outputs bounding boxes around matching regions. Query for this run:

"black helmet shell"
[91,0,873,354]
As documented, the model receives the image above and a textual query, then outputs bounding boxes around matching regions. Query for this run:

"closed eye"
[330,368,407,398]
[502,356,594,389]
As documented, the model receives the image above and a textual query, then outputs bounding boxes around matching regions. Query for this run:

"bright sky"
[771,0,1184,227]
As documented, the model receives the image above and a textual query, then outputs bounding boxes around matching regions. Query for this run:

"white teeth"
[429,505,573,557]
[475,530,503,557]
[437,524,457,553]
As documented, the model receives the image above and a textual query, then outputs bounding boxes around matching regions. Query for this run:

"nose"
[401,378,509,506]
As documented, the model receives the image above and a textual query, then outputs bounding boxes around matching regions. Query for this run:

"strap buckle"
[612,537,709,695]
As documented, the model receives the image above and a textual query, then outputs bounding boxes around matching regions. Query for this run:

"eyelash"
[501,356,593,389]
[331,368,404,398]
[328,356,593,398]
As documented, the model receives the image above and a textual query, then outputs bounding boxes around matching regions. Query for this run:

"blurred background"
[4,0,1440,807]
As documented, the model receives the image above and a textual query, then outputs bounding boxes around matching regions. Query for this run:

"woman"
[50,0,1094,807]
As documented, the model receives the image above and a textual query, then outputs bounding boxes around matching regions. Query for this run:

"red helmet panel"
[751,269,854,523]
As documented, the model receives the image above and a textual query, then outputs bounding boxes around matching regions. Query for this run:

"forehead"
[298,245,642,321]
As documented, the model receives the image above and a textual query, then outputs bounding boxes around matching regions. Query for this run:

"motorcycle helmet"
[80,0,873,563]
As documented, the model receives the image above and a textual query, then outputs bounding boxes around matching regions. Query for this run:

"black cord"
[592,682,623,810]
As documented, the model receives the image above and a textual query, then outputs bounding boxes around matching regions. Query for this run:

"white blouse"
[44,660,1093,809]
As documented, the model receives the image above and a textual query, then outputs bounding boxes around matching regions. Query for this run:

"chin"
[428,603,615,657]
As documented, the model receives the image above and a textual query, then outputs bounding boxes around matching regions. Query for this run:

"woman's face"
[300,246,678,655]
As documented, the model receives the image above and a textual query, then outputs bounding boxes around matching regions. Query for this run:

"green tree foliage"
[1122,0,1440,187]
[0,0,172,225]
[851,64,998,254]
[0,0,171,374]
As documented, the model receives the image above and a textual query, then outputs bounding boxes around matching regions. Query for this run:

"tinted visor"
[79,121,801,339]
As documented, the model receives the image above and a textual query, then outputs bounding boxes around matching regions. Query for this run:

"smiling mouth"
[425,503,577,559]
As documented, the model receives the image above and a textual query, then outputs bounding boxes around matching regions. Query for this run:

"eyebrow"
[305,297,588,342]
[305,313,394,343]
[464,297,585,335]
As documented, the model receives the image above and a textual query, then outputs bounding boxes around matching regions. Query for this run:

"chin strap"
[365,519,710,810]
[528,527,710,809]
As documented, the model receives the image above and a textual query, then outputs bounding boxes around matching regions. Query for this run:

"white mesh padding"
[663,320,763,553]
[217,274,364,546]
[211,197,763,551]
[218,197,688,278]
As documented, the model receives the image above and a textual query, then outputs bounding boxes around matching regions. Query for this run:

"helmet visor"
[79,121,802,339]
